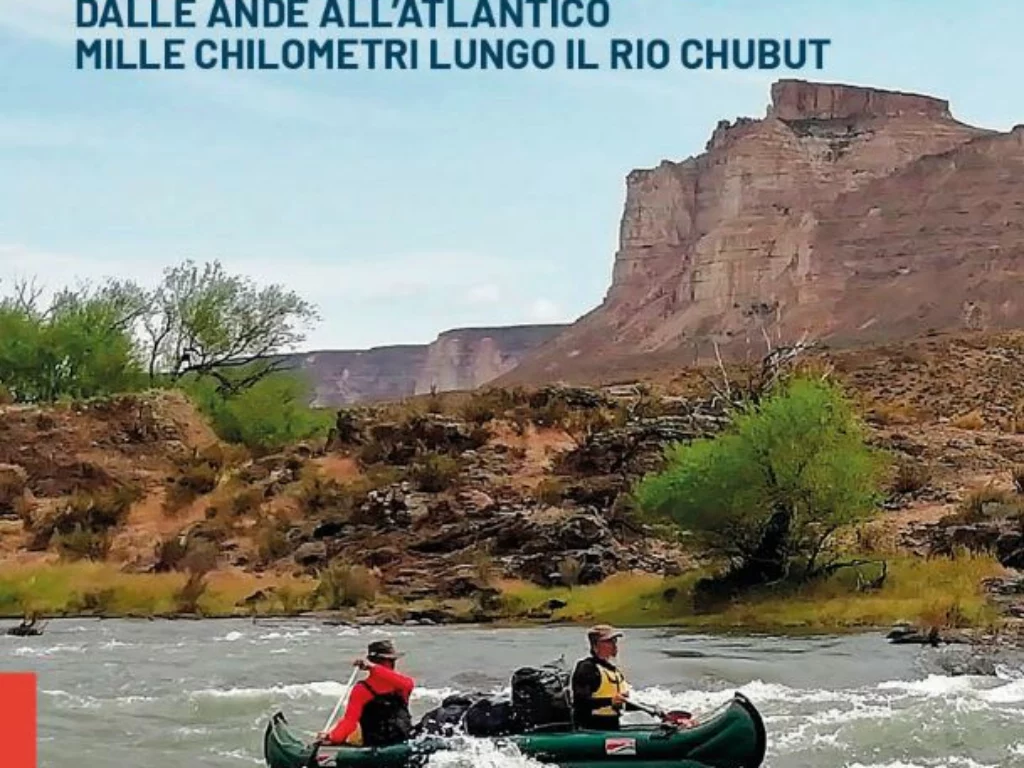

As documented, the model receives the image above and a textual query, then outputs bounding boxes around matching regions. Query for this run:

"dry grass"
[710,553,1004,631]
[498,572,688,625]
[868,400,927,426]
[315,562,379,609]
[534,477,567,506]
[951,410,986,431]
[255,518,292,566]
[890,460,932,495]
[165,450,224,513]
[948,484,1024,524]
[497,552,1005,631]
[410,453,460,493]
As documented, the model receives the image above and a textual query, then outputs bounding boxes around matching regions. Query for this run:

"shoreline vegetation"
[3,261,1024,643]
[0,552,1006,634]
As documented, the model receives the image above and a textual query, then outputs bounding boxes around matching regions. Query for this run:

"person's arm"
[325,684,370,745]
[367,664,415,700]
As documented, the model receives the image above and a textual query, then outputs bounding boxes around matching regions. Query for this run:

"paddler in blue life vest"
[570,625,638,730]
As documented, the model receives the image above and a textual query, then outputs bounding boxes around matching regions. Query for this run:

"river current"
[2,619,1023,767]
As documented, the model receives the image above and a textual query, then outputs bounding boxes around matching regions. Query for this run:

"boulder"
[0,464,29,514]
[917,519,1024,569]
[455,489,496,516]
[557,414,725,478]
[983,576,1024,597]
[528,385,612,411]
[354,485,412,529]
[293,541,328,568]
[555,515,613,550]
[365,415,487,465]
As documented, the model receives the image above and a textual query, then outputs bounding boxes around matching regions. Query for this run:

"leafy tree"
[0,279,147,402]
[144,260,318,394]
[636,378,886,586]
[182,368,332,452]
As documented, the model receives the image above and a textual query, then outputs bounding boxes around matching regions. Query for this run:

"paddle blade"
[663,711,695,727]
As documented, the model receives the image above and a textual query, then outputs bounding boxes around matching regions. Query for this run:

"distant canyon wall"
[286,325,566,406]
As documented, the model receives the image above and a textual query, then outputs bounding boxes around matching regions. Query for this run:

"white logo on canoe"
[604,737,637,756]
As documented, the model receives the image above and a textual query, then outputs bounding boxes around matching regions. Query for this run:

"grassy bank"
[500,552,1006,632]
[0,553,1006,632]
[0,562,316,618]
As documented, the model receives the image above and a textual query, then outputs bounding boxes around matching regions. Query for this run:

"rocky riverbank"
[2,341,1024,637]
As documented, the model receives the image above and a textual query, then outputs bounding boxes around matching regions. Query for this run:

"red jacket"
[326,664,415,745]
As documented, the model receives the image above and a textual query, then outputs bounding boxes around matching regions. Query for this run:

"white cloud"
[0,244,161,288]
[0,243,586,348]
[0,243,524,306]
[527,297,564,323]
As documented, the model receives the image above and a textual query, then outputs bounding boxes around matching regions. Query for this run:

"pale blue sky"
[1,1,1022,350]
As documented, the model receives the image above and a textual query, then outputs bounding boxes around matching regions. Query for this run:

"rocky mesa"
[287,324,566,406]
[504,79,1024,384]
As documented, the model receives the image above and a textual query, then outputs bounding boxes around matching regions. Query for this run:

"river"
[2,619,1022,767]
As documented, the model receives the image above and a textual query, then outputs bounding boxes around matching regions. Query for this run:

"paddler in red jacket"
[319,640,415,748]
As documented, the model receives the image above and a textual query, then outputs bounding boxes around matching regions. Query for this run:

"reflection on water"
[2,620,1023,767]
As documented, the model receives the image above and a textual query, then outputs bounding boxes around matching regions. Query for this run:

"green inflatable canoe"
[263,693,767,768]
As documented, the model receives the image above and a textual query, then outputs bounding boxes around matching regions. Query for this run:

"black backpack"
[358,681,413,747]
[462,698,521,737]
[414,693,484,737]
[510,664,572,731]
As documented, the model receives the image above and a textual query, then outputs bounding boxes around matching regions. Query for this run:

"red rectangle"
[0,673,37,768]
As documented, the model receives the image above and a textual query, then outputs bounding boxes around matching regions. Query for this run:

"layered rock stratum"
[504,79,1024,383]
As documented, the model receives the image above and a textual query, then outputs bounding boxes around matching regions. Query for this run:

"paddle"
[306,667,361,767]
[626,697,695,727]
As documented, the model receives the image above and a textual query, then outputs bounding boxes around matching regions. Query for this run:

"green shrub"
[0,283,148,403]
[182,370,332,453]
[636,378,886,583]
[53,525,111,562]
[256,520,292,566]
[275,585,309,615]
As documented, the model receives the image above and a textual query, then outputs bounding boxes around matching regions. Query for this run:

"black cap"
[367,639,401,660]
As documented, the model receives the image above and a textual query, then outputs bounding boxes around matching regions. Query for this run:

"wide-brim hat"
[588,624,623,643]
[367,639,402,660]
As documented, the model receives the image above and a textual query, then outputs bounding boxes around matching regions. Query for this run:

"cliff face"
[504,79,1024,383]
[291,325,566,406]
